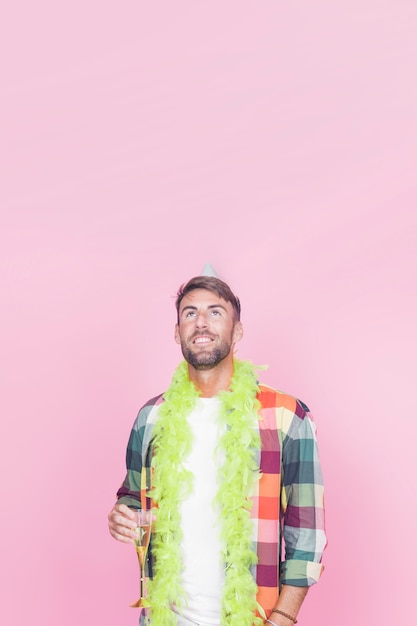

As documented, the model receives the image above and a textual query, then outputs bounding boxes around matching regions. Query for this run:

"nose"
[195,312,208,329]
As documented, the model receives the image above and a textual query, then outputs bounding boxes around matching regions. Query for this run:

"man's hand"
[108,503,138,543]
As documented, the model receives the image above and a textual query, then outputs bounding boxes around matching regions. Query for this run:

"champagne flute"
[130,509,153,608]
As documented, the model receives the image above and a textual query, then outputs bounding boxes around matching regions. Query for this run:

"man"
[108,269,326,626]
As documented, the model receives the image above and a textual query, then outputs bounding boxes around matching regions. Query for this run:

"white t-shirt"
[177,398,225,625]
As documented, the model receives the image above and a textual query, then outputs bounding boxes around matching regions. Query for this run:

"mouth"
[192,335,214,345]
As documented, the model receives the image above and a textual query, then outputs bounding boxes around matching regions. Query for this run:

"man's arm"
[266,585,308,625]
[271,403,326,623]
[108,411,145,542]
[281,404,326,580]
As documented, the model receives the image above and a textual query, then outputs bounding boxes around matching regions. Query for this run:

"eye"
[185,310,196,318]
[210,309,221,316]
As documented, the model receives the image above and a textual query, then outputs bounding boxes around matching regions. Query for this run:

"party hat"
[200,263,219,278]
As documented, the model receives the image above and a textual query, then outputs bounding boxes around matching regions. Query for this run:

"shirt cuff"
[117,495,141,509]
[280,559,324,586]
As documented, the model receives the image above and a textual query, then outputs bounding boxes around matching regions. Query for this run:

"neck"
[187,357,234,397]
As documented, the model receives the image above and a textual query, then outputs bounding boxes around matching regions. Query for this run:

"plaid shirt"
[117,383,326,616]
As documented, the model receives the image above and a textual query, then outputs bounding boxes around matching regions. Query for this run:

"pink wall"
[1,2,416,625]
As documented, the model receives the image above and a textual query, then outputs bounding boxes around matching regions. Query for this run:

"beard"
[180,335,233,370]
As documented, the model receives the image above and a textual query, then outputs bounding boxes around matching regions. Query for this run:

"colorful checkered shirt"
[116,382,326,616]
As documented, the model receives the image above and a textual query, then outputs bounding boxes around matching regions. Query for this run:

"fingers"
[108,503,138,543]
[113,503,136,519]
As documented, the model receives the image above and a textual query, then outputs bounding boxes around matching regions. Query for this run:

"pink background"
[1,2,416,625]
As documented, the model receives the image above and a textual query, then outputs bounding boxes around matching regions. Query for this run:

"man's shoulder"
[139,392,165,412]
[133,392,165,429]
[257,383,310,417]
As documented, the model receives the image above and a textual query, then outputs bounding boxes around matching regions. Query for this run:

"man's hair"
[175,276,241,323]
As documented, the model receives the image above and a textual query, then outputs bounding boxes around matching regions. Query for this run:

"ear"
[174,324,181,344]
[232,321,243,344]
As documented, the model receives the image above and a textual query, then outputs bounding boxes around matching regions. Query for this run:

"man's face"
[175,289,243,370]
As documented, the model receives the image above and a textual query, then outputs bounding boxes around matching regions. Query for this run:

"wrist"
[268,608,298,625]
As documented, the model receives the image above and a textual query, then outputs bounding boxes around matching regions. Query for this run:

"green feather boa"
[147,359,265,626]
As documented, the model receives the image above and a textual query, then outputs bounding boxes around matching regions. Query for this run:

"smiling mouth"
[193,336,214,345]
